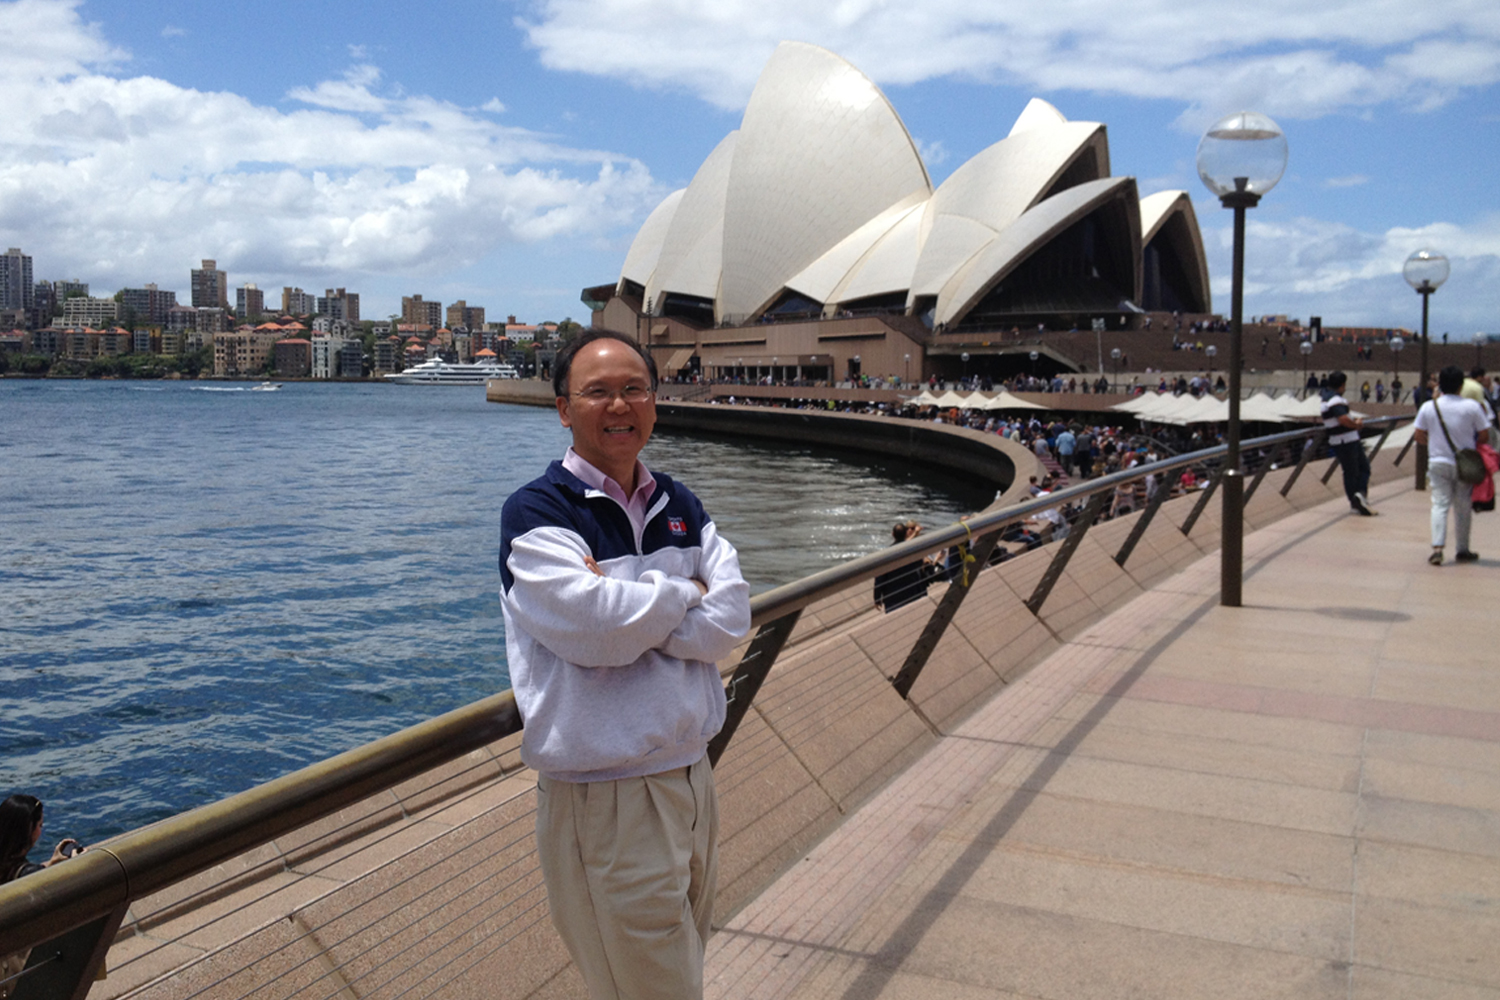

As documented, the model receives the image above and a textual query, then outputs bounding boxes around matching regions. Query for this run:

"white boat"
[384,358,520,385]
[249,381,282,391]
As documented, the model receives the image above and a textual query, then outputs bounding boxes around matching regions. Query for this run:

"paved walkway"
[706,477,1500,1000]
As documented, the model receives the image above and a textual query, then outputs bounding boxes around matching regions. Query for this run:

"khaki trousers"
[535,756,717,1000]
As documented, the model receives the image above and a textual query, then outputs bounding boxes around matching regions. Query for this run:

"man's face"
[556,340,656,478]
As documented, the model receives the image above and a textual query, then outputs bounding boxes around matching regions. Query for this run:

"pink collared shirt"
[562,447,656,551]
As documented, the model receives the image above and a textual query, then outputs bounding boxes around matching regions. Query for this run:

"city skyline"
[1,0,1496,332]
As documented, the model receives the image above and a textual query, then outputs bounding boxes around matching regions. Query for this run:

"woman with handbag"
[1413,365,1492,565]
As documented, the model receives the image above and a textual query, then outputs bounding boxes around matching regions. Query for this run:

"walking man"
[1321,371,1375,516]
[500,329,751,999]
[1414,365,1490,565]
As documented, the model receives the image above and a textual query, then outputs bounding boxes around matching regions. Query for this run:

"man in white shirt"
[1413,365,1491,565]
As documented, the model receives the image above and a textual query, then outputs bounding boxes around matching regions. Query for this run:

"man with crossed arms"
[500,329,750,999]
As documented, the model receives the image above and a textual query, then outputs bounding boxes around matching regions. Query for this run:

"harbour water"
[0,379,994,844]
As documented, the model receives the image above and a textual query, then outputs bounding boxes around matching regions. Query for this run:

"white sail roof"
[718,42,932,321]
[645,131,738,310]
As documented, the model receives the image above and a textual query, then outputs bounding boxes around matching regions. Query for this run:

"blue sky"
[2,0,1496,334]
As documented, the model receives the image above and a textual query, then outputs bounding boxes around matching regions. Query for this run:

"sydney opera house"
[582,42,1212,384]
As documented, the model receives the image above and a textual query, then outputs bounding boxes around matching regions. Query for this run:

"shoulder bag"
[1434,398,1487,485]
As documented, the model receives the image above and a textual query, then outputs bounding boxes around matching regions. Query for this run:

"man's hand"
[586,553,706,595]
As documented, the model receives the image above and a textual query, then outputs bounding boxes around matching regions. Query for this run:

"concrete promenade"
[706,478,1500,1000]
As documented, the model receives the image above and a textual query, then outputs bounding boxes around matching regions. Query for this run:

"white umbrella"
[931,391,970,408]
[984,390,1049,410]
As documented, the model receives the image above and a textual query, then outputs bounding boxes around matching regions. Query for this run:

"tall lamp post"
[1197,110,1288,608]
[1029,350,1039,378]
[961,351,970,386]
[1389,336,1404,404]
[1299,339,1313,398]
[1110,347,1121,391]
[1476,332,1486,371]
[1206,344,1218,375]
[1403,249,1448,490]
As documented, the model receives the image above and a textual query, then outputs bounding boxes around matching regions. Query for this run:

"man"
[1414,365,1491,565]
[1320,371,1376,516]
[499,329,751,999]
[1055,425,1076,476]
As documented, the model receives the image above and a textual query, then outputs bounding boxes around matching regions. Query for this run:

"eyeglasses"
[572,385,653,405]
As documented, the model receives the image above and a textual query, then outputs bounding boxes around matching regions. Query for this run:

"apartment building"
[191,259,229,309]
[281,287,317,315]
[119,284,178,325]
[317,288,360,323]
[401,294,442,329]
[1,248,34,314]
[236,284,265,320]
[213,328,279,376]
[446,300,485,331]
[61,296,119,327]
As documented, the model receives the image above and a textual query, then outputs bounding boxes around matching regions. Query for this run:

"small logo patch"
[667,517,686,536]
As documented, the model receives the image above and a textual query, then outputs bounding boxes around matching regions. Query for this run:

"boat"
[383,358,520,385]
[249,382,282,391]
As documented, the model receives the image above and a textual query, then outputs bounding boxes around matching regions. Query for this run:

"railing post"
[1366,423,1395,461]
[1280,430,1323,497]
[1114,476,1170,568]
[1026,490,1111,615]
[708,610,802,767]
[1241,442,1282,508]
[10,903,125,1000]
[1394,432,1417,467]
[891,530,1002,699]
[1179,466,1222,536]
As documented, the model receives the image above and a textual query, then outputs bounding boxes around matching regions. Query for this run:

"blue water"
[0,379,992,844]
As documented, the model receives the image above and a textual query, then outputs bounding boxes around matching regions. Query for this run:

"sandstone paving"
[705,483,1500,1000]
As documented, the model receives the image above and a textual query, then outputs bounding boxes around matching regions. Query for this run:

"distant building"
[274,338,312,377]
[191,259,229,309]
[312,317,353,336]
[54,279,88,301]
[119,284,178,325]
[372,335,401,373]
[0,330,30,354]
[236,284,265,320]
[281,286,317,315]
[31,281,56,329]
[195,307,230,334]
[213,328,279,376]
[0,248,34,314]
[311,333,362,379]
[401,294,442,329]
[446,300,485,331]
[316,288,360,323]
[164,305,200,332]
[61,296,119,327]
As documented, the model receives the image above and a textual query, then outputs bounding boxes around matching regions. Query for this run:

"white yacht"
[384,358,519,385]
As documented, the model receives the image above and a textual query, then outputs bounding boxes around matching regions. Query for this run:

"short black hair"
[1438,365,1465,396]
[552,329,658,398]
[1472,367,1487,379]
[1327,370,1347,391]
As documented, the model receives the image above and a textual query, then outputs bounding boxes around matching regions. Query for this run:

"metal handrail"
[0,413,1411,996]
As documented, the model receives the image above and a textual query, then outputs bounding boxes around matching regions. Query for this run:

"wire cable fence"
[0,416,1412,1000]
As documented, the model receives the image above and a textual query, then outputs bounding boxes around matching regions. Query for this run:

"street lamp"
[1197,110,1288,608]
[1299,339,1314,398]
[1110,346,1121,391]
[1476,332,1486,370]
[961,351,970,386]
[1389,335,1404,404]
[1403,249,1448,490]
[1206,343,1217,372]
[1030,350,1040,378]
[903,352,910,384]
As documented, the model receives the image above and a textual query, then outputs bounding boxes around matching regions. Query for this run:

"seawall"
[486,378,1041,494]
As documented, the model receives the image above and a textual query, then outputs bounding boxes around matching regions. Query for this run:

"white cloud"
[1324,174,1369,189]
[516,0,1500,119]
[482,97,507,113]
[0,0,664,304]
[1200,211,1500,328]
[160,24,185,38]
[913,137,947,167]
